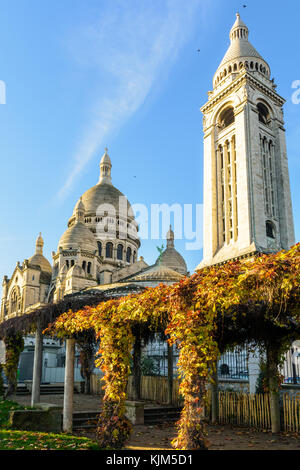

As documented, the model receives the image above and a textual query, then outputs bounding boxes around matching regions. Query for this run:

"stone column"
[31,320,43,407]
[63,338,75,433]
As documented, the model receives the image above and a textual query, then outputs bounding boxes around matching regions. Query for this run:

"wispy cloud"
[57,0,201,199]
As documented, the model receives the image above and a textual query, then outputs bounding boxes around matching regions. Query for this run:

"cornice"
[201,72,285,115]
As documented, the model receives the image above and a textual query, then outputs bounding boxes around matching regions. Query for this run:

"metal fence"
[142,337,179,377]
[218,350,249,380]
[142,338,249,380]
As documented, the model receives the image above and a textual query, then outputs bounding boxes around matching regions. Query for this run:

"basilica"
[0,147,188,322]
[0,13,297,388]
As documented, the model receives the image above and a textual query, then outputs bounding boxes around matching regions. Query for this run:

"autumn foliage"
[45,244,300,450]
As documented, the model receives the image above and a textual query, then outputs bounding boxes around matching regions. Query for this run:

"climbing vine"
[3,332,24,398]
[45,244,300,449]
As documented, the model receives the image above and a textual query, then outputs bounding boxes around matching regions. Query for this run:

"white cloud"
[57,0,201,199]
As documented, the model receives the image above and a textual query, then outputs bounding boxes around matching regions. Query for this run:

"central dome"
[80,183,134,218]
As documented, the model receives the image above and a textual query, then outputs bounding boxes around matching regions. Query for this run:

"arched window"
[218,107,235,130]
[71,260,75,267]
[10,287,20,313]
[132,251,136,263]
[257,103,271,126]
[82,261,86,271]
[97,241,102,257]
[106,242,113,258]
[66,260,69,268]
[87,262,92,274]
[266,221,275,239]
[126,247,132,263]
[117,244,123,261]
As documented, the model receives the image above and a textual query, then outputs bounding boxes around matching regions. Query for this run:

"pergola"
[1,244,299,450]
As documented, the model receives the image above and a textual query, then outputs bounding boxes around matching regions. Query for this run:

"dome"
[157,247,188,276]
[58,221,97,252]
[129,264,184,282]
[28,253,52,274]
[79,183,134,218]
[155,226,188,276]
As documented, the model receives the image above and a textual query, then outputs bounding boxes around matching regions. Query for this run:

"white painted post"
[31,320,43,407]
[248,351,261,394]
[63,338,75,433]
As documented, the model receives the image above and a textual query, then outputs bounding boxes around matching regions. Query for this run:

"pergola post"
[210,365,219,424]
[167,343,174,405]
[132,329,141,400]
[31,320,43,407]
[63,338,75,433]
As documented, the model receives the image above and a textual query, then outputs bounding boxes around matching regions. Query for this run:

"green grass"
[0,429,101,450]
[0,400,101,450]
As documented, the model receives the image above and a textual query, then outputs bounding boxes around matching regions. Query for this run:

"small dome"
[129,264,184,282]
[157,247,188,276]
[156,226,188,275]
[28,253,52,274]
[58,221,97,252]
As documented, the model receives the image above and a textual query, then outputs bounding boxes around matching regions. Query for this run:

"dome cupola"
[213,13,270,88]
[99,147,112,185]
[28,233,52,274]
[155,226,188,276]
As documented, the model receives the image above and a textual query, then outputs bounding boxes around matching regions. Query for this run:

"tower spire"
[35,232,44,255]
[99,147,112,185]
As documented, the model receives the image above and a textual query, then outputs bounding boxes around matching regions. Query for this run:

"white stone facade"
[198,14,295,268]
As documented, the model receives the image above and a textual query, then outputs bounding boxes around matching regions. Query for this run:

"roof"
[58,221,97,252]
[78,183,134,217]
[215,13,269,77]
[28,253,52,274]
[157,247,188,275]
[120,263,184,282]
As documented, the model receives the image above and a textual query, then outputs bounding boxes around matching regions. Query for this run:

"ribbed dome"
[127,264,184,282]
[58,221,97,252]
[156,226,188,275]
[79,183,134,218]
[28,253,52,274]
[157,247,188,276]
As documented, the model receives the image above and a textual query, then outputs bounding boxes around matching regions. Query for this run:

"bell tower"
[198,13,295,268]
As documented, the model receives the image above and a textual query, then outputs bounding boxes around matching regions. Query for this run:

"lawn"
[0,400,101,450]
[0,429,101,450]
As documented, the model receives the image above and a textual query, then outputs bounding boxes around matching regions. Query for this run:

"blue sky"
[0,0,299,285]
